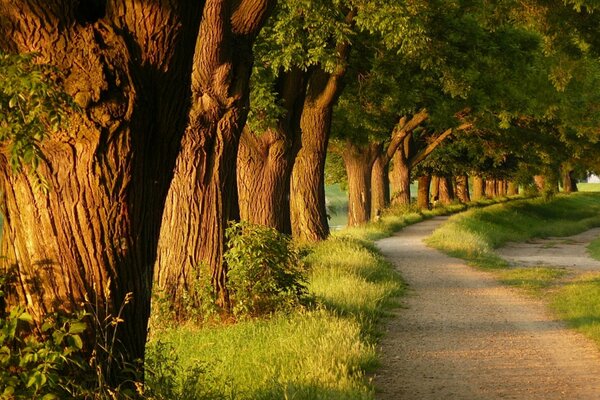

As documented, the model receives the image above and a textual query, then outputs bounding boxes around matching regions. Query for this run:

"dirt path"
[374,217,600,399]
[496,228,600,271]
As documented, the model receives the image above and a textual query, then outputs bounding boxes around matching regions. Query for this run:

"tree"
[0,0,203,383]
[155,0,275,314]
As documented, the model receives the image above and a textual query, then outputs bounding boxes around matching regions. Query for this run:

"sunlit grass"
[498,267,567,294]
[306,236,404,338]
[147,215,408,399]
[587,236,600,261]
[148,310,376,399]
[427,193,600,270]
[577,183,600,192]
[552,274,600,345]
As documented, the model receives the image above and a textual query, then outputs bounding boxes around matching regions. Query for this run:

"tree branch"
[409,123,471,169]
[383,108,428,164]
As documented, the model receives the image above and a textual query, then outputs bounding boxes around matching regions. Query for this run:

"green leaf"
[68,321,86,334]
[69,334,83,350]
[17,311,33,324]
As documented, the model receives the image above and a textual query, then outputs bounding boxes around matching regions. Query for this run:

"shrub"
[0,307,89,399]
[224,222,308,318]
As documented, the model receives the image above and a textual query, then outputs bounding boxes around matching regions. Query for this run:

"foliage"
[225,222,308,318]
[0,285,144,399]
[0,52,77,183]
[0,307,87,399]
[144,341,210,400]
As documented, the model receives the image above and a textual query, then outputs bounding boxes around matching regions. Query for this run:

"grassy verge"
[587,236,600,261]
[145,196,516,399]
[426,193,600,270]
[427,192,600,345]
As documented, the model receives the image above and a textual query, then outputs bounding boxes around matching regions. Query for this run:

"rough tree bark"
[438,177,454,205]
[417,175,432,210]
[290,54,352,241]
[430,176,440,201]
[342,142,379,226]
[390,140,412,206]
[485,178,498,198]
[533,175,545,193]
[497,179,507,197]
[237,69,306,233]
[508,181,519,195]
[389,124,469,207]
[0,0,202,380]
[472,175,484,200]
[155,0,274,312]
[371,152,390,216]
[455,175,470,203]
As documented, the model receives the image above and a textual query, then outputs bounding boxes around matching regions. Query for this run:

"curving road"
[374,216,600,399]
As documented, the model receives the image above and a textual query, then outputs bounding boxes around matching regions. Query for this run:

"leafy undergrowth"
[427,193,600,347]
[145,197,518,399]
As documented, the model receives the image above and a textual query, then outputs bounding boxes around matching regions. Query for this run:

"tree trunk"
[533,175,545,192]
[291,105,332,241]
[386,111,428,207]
[455,175,470,203]
[238,128,293,233]
[485,178,498,198]
[390,148,411,206]
[237,69,306,233]
[417,175,432,210]
[371,151,390,217]
[472,175,484,200]
[507,181,519,195]
[497,179,507,197]
[562,169,578,193]
[430,176,440,202]
[438,177,454,205]
[155,0,274,312]
[0,1,202,382]
[342,142,378,226]
[290,40,350,242]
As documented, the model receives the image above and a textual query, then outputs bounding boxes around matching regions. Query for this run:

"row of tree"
[1,0,599,387]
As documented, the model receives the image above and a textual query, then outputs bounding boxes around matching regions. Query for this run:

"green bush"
[0,307,88,399]
[224,222,308,318]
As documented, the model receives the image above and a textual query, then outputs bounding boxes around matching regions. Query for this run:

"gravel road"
[374,216,600,399]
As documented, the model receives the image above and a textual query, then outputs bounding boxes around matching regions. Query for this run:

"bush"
[224,222,308,318]
[0,307,89,399]
[0,286,143,399]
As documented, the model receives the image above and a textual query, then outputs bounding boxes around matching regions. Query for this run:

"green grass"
[497,267,568,294]
[427,193,600,270]
[587,236,600,261]
[147,221,407,399]
[147,310,376,399]
[576,183,600,192]
[552,274,600,344]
